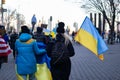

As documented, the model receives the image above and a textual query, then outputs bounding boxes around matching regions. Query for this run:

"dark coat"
[33,32,47,44]
[48,33,75,80]
[9,33,18,49]
[33,32,51,69]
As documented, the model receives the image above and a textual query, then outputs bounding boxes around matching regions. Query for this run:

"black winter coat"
[47,33,75,80]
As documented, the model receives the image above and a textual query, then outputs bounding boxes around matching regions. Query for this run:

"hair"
[21,25,30,34]
[36,27,43,33]
[0,25,5,30]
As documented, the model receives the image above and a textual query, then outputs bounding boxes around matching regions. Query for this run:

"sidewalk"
[0,43,120,80]
[70,43,120,80]
[0,53,16,80]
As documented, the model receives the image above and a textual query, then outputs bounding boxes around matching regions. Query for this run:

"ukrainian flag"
[16,41,52,80]
[35,42,52,80]
[75,16,108,60]
[50,31,56,39]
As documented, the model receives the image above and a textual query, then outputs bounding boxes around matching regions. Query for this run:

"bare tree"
[5,9,16,32]
[16,13,25,32]
[5,9,25,32]
[65,0,120,44]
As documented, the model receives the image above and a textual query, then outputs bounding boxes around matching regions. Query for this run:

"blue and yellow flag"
[75,16,108,60]
[50,31,56,39]
[16,41,52,80]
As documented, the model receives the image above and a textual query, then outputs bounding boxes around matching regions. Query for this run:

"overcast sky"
[4,0,88,30]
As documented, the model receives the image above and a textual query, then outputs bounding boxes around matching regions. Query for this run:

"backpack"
[51,41,69,64]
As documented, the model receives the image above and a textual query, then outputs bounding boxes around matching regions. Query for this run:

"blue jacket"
[36,42,51,69]
[15,33,46,74]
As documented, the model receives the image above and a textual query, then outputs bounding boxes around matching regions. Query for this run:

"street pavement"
[70,42,120,80]
[0,42,120,80]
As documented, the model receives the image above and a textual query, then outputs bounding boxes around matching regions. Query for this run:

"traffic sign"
[0,8,7,12]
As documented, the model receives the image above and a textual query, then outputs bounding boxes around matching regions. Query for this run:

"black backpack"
[51,41,69,64]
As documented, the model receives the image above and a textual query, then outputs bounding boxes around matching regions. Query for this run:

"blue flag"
[75,16,108,60]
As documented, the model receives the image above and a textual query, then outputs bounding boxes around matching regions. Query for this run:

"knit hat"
[56,22,65,33]
[0,25,5,29]
[21,25,30,34]
[37,27,43,33]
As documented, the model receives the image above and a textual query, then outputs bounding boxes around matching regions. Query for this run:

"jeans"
[19,73,36,80]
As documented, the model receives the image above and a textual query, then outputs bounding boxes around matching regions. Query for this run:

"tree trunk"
[94,13,97,28]
[90,13,93,22]
[98,13,101,35]
[103,16,105,32]
[102,10,115,44]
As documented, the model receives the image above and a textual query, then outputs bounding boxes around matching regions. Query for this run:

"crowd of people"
[107,30,120,44]
[1,19,120,80]
[0,22,75,80]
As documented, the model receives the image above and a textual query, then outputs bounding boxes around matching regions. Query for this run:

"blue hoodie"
[15,33,46,74]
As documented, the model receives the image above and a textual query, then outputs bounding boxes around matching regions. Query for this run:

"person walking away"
[15,25,46,80]
[72,31,75,42]
[107,30,111,44]
[33,27,50,67]
[9,30,18,59]
[2,30,9,44]
[0,25,12,69]
[33,27,52,80]
[47,22,75,80]
[33,27,47,44]
[116,31,120,43]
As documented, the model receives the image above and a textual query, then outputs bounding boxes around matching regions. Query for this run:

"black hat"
[21,25,30,34]
[56,22,65,33]
[0,25,5,30]
[37,27,43,33]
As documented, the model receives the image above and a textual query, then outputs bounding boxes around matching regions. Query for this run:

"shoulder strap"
[18,39,35,44]
[26,39,35,44]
